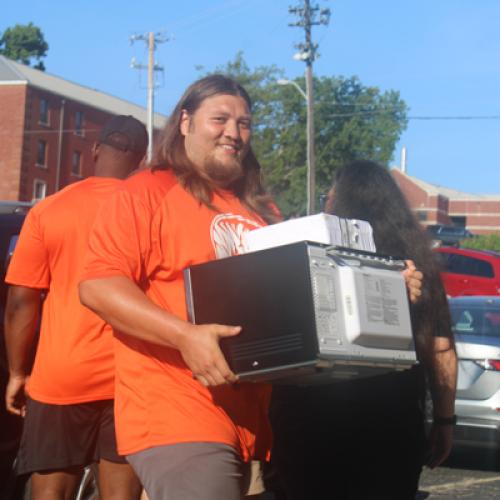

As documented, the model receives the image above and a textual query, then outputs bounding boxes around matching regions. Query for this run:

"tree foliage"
[208,53,408,217]
[461,234,500,252]
[0,23,49,71]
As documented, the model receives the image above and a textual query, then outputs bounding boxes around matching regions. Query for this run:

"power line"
[408,115,500,121]
[324,111,500,120]
[0,128,102,136]
[2,114,500,138]
[167,0,252,34]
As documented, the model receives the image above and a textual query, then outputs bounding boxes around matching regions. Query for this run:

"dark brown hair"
[327,160,453,359]
[152,74,279,224]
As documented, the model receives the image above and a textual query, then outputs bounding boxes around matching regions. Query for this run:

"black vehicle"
[426,224,474,247]
[0,204,30,499]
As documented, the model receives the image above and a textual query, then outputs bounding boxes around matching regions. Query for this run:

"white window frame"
[71,150,82,177]
[75,111,84,136]
[36,140,48,168]
[33,179,47,200]
[39,98,49,125]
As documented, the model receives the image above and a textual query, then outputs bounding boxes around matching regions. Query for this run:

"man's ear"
[180,110,190,136]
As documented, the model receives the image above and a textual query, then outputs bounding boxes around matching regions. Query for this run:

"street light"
[277,78,307,101]
[277,77,316,215]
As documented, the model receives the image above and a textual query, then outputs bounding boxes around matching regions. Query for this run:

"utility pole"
[130,31,169,162]
[289,1,330,215]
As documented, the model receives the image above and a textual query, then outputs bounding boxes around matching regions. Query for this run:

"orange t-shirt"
[81,169,273,460]
[6,177,123,404]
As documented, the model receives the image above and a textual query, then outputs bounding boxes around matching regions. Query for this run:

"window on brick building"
[416,211,427,221]
[75,111,84,136]
[40,99,49,125]
[451,216,467,228]
[72,151,82,176]
[37,140,47,167]
[33,180,47,200]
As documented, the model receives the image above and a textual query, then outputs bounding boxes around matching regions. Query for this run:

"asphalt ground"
[418,448,500,499]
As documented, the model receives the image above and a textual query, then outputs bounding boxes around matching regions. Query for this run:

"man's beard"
[202,154,245,188]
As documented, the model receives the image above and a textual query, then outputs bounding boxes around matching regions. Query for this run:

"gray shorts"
[127,442,253,500]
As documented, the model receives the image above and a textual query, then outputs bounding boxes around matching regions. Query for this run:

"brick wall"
[5,86,119,201]
[392,169,500,235]
[392,169,452,225]
[0,84,27,200]
[449,199,500,234]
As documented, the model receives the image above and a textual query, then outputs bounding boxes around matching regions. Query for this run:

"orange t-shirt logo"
[210,213,262,258]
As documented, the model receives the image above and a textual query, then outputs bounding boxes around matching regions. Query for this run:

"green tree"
[208,53,408,217]
[0,23,49,70]
[461,234,500,252]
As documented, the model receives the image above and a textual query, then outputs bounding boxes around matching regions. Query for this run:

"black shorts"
[16,398,126,475]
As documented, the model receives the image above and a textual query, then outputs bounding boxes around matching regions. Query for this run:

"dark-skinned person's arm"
[79,276,241,387]
[4,285,43,416]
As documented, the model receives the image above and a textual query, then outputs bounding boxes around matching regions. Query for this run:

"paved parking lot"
[418,449,500,499]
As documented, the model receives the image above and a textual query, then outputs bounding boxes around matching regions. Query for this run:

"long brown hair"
[152,74,279,224]
[326,160,453,360]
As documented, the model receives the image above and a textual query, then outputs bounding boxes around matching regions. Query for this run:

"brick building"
[392,168,500,235]
[0,55,166,201]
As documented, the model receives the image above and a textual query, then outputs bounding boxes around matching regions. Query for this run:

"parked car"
[0,206,30,499]
[435,246,500,297]
[450,296,500,452]
[426,224,474,247]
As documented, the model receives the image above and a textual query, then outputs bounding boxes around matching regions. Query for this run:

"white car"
[451,296,500,450]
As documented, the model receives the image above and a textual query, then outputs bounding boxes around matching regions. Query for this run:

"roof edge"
[0,80,27,86]
[391,167,500,201]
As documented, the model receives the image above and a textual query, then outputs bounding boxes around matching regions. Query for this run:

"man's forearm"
[4,286,42,376]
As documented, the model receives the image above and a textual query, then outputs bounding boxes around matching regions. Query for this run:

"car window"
[451,304,500,337]
[7,235,18,257]
[439,227,462,236]
[435,252,449,269]
[4,234,19,272]
[441,253,494,278]
[426,226,441,236]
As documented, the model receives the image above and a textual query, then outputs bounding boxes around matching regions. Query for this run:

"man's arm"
[422,335,458,468]
[79,276,240,387]
[4,285,43,416]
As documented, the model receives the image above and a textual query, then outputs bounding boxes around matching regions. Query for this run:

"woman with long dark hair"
[269,160,457,500]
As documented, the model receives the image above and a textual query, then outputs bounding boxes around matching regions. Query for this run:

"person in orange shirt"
[79,75,282,500]
[4,115,147,500]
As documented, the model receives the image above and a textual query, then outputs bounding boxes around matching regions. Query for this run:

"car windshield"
[441,227,459,235]
[4,235,19,272]
[450,302,500,337]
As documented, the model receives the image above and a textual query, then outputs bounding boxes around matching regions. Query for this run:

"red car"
[435,247,500,297]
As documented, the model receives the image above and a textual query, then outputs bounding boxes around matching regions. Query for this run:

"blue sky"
[3,0,500,194]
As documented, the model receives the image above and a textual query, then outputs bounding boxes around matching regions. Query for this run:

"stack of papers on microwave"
[244,213,376,253]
